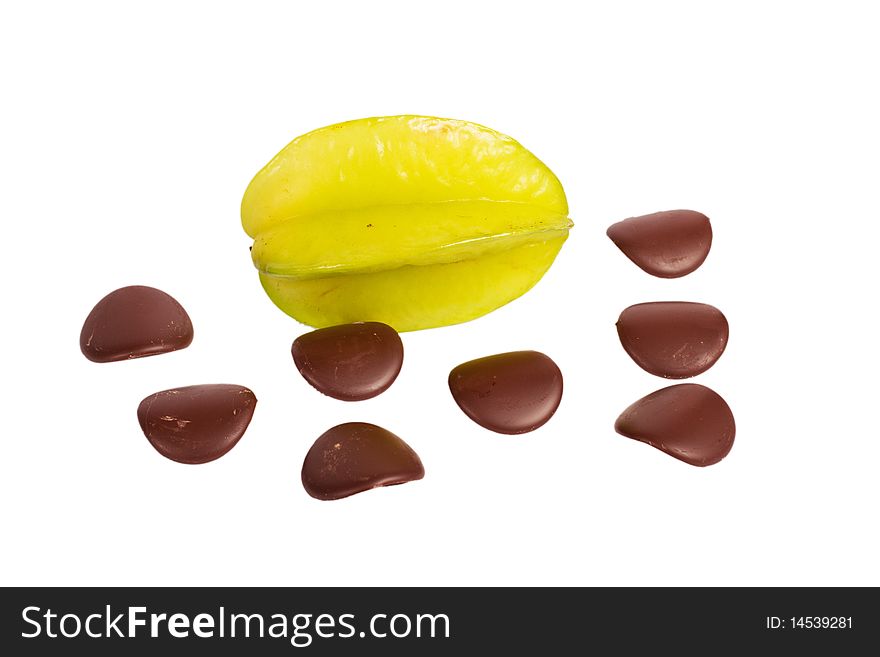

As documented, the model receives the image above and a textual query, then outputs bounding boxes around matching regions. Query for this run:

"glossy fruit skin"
[242,116,571,332]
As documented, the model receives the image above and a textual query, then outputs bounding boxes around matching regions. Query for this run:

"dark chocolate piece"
[80,285,193,362]
[448,351,563,434]
[291,322,403,401]
[616,302,729,378]
[137,384,257,464]
[606,210,712,278]
[614,383,735,466]
[301,422,424,500]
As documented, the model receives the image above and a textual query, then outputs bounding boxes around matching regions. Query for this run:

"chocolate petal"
[302,422,424,500]
[616,302,729,378]
[137,384,257,464]
[291,322,403,401]
[606,210,712,278]
[80,285,193,362]
[614,384,735,466]
[448,351,563,434]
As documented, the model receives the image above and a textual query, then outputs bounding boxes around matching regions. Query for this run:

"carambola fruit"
[241,116,571,332]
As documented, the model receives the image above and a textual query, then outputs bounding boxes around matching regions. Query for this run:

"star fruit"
[241,116,571,332]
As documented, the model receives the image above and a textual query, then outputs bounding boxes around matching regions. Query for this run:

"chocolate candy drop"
[606,210,712,278]
[137,384,257,464]
[301,422,424,500]
[291,322,403,401]
[80,285,193,362]
[614,384,735,466]
[448,351,563,434]
[616,302,729,378]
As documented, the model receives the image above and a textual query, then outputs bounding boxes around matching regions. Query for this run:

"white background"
[2,1,878,586]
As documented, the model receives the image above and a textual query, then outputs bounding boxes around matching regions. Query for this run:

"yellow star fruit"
[241,116,571,331]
